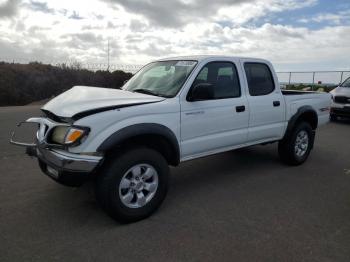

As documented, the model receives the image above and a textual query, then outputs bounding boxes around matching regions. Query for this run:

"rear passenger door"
[180,61,249,159]
[242,60,285,142]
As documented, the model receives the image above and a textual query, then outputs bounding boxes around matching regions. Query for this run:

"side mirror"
[188,83,214,101]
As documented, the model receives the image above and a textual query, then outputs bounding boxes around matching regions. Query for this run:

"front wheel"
[278,122,314,166]
[95,147,169,223]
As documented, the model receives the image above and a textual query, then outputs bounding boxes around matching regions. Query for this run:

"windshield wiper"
[132,88,162,97]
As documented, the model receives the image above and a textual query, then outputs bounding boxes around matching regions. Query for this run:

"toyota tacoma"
[11,56,331,223]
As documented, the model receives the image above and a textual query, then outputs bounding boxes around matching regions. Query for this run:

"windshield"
[123,60,197,97]
[340,77,350,88]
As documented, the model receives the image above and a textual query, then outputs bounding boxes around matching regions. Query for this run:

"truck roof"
[157,55,269,63]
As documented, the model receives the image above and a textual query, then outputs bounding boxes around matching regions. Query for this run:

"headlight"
[50,126,89,146]
[51,126,69,144]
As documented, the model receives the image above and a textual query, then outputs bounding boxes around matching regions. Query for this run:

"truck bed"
[282,90,319,95]
[282,90,331,126]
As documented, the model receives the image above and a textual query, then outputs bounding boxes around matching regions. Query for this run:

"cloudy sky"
[0,0,349,70]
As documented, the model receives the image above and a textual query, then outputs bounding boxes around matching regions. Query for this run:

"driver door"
[180,61,249,159]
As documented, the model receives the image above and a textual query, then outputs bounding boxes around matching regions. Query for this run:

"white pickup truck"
[11,56,331,223]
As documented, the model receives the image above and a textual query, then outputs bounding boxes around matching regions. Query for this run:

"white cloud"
[0,0,21,18]
[0,0,349,70]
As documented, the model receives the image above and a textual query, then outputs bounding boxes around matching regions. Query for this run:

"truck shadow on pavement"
[167,145,284,199]
[331,118,350,125]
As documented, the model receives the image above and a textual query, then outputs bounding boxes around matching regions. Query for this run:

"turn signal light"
[65,128,85,144]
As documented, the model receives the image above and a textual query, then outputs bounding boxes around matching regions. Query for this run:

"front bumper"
[10,117,103,186]
[28,144,102,186]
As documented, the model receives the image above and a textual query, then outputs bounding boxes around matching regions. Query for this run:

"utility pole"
[107,39,110,71]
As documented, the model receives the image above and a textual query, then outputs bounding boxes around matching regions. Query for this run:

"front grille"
[38,123,49,140]
[334,96,350,104]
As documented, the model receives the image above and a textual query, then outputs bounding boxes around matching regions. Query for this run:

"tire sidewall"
[290,122,313,164]
[97,148,169,223]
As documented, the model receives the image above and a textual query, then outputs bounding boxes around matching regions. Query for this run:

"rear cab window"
[244,63,275,96]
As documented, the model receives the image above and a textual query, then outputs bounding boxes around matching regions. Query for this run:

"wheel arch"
[284,106,318,139]
[97,123,180,166]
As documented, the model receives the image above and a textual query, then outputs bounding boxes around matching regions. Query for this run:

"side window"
[191,62,241,100]
[196,67,208,81]
[244,63,275,96]
[218,67,233,77]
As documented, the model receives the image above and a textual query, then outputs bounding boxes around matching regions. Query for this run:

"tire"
[95,147,169,223]
[278,122,314,166]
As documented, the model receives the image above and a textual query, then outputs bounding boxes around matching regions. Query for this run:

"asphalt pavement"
[1,105,350,262]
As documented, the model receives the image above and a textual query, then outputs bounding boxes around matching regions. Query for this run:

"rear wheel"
[278,122,313,165]
[95,147,169,223]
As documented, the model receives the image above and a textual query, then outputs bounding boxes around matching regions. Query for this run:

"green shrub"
[0,62,133,106]
[285,83,337,92]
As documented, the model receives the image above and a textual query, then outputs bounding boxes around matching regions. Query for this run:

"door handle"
[236,105,245,112]
[273,101,280,107]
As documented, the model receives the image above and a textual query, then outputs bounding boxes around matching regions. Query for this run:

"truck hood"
[331,87,350,96]
[41,86,165,120]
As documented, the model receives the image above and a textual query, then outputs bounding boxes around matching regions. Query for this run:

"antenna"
[107,39,110,71]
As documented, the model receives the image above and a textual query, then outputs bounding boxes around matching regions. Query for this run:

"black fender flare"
[97,123,180,164]
[283,105,318,147]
